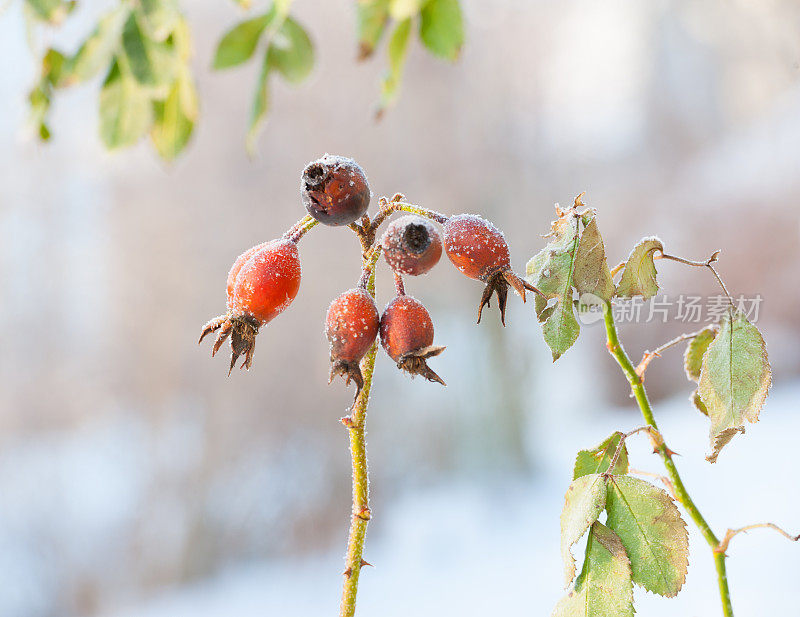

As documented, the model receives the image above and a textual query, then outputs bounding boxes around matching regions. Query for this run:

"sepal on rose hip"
[199,238,301,374]
[379,295,446,385]
[443,214,541,325]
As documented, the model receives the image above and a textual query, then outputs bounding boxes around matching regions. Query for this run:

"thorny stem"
[375,194,449,226]
[602,302,734,617]
[657,250,735,306]
[339,242,382,617]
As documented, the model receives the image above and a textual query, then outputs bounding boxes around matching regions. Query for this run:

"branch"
[715,523,800,555]
[635,328,708,379]
[656,249,734,306]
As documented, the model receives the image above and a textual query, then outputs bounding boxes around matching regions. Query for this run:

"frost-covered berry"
[379,295,445,385]
[380,215,442,276]
[326,287,380,395]
[301,154,371,226]
[443,214,540,325]
[200,239,301,374]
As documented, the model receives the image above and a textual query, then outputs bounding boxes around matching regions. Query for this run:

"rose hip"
[326,287,380,395]
[379,295,445,385]
[380,215,442,276]
[200,238,301,373]
[301,154,371,226]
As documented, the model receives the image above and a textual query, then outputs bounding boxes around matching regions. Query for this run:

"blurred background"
[1,0,799,615]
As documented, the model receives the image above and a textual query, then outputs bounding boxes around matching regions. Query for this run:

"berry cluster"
[200,155,541,393]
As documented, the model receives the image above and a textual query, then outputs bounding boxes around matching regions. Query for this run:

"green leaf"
[378,18,412,114]
[560,474,607,586]
[357,0,390,60]
[552,522,634,617]
[698,310,771,463]
[99,59,153,149]
[42,48,67,86]
[246,47,272,155]
[25,0,74,24]
[542,301,580,362]
[690,391,709,417]
[389,0,422,20]
[67,6,129,84]
[213,11,274,69]
[573,214,614,302]
[121,12,178,87]
[615,237,663,299]
[573,432,629,480]
[268,17,314,84]
[684,326,718,382]
[605,475,688,597]
[525,208,581,361]
[150,71,197,160]
[139,0,181,42]
[419,0,464,61]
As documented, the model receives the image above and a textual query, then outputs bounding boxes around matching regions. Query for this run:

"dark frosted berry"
[443,214,540,325]
[201,239,302,374]
[301,154,371,226]
[379,295,445,385]
[326,288,380,394]
[380,215,442,276]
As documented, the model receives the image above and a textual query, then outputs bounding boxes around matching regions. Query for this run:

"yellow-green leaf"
[573,432,628,480]
[268,17,314,84]
[419,0,464,61]
[698,310,771,463]
[213,11,274,70]
[389,0,422,20]
[99,59,153,149]
[526,207,581,361]
[67,6,129,84]
[560,474,607,586]
[150,72,197,160]
[615,237,664,299]
[605,475,688,597]
[573,214,614,302]
[139,0,181,42]
[357,0,390,60]
[121,12,178,87]
[552,522,634,617]
[684,325,717,382]
[246,47,272,155]
[378,18,412,114]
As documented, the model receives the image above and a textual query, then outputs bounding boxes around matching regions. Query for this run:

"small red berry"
[380,215,442,276]
[200,238,301,373]
[301,154,371,226]
[379,295,445,385]
[443,214,540,325]
[326,288,380,394]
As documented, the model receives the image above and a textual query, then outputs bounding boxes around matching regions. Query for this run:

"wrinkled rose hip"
[301,154,371,226]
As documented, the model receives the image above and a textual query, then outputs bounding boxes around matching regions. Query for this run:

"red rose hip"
[200,238,301,373]
[379,295,445,385]
[380,215,442,276]
[301,154,371,226]
[443,214,540,325]
[326,287,380,394]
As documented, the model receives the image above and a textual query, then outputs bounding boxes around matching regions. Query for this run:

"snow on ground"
[103,383,800,617]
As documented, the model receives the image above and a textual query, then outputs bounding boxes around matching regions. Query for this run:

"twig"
[635,328,708,379]
[715,523,799,555]
[657,250,734,307]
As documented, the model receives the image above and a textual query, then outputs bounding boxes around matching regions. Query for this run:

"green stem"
[602,302,733,617]
[339,247,381,617]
